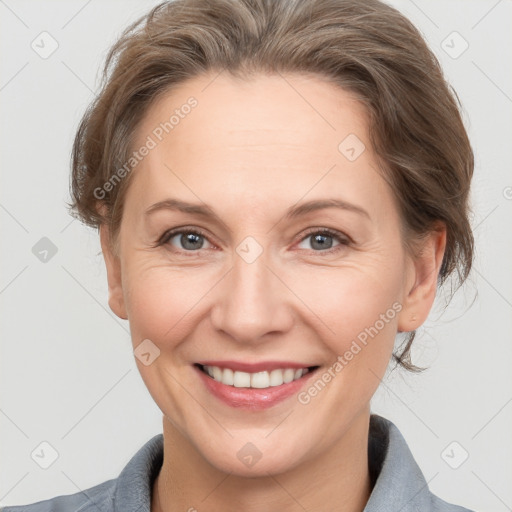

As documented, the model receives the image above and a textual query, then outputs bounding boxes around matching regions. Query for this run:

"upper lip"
[195,360,319,373]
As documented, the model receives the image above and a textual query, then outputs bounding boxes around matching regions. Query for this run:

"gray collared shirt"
[1,415,475,511]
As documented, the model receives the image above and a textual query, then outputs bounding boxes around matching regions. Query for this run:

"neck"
[152,410,372,512]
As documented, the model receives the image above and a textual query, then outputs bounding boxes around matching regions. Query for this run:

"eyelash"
[157,226,351,256]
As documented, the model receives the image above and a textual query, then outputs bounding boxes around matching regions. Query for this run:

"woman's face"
[101,72,444,476]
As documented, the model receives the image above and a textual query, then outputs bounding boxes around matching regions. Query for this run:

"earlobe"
[397,224,447,333]
[99,224,128,320]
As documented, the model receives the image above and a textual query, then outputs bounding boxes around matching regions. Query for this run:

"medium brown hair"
[68,0,474,371]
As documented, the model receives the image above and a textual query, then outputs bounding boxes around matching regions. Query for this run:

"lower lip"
[194,365,318,410]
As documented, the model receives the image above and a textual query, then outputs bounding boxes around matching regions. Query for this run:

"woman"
[3,0,476,510]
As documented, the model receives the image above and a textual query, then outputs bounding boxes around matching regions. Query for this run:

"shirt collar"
[113,431,163,511]
[112,414,435,511]
[364,414,435,511]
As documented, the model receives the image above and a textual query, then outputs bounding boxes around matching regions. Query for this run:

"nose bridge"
[211,243,292,343]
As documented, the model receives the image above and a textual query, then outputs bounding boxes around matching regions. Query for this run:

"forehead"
[137,71,369,157]
[126,72,395,224]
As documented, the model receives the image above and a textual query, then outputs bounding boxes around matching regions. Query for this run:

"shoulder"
[0,478,116,512]
[366,414,476,512]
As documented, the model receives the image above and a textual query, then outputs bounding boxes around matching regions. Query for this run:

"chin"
[215,456,300,479]
[198,438,306,478]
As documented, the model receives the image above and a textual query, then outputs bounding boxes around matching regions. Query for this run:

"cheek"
[122,262,216,346]
[286,262,402,359]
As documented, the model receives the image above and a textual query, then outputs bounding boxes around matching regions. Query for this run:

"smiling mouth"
[195,363,320,389]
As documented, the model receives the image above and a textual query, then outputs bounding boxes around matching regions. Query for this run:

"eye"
[159,227,214,252]
[296,228,350,254]
[157,226,350,255]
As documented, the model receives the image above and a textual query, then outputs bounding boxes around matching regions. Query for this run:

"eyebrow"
[284,198,370,221]
[144,198,370,221]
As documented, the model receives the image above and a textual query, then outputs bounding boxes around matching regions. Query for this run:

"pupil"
[182,233,203,250]
[311,234,332,250]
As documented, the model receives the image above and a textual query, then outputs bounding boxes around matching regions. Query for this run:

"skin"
[99,72,446,512]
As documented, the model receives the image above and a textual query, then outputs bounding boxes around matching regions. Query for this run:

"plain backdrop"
[1,0,511,510]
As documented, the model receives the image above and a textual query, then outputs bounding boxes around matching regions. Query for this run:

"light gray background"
[1,0,511,510]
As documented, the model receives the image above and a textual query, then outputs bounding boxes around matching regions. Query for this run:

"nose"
[210,247,294,344]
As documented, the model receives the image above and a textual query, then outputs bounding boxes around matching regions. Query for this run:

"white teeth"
[202,365,310,388]
[283,368,295,383]
[251,371,270,388]
[233,371,251,388]
[212,366,223,381]
[269,369,284,386]
[222,367,234,385]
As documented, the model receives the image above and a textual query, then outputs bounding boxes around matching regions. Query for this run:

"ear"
[99,224,128,320]
[397,223,447,332]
